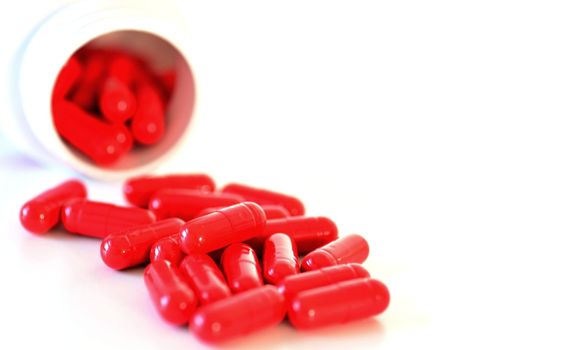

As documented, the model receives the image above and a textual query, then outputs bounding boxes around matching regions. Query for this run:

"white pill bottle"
[0,0,196,180]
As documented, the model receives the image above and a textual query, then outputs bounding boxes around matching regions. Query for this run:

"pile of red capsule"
[20,174,389,343]
[52,48,175,165]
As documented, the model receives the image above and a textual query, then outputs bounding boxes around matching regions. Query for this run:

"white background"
[1,0,566,349]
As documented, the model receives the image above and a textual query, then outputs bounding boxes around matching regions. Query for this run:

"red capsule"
[99,77,137,123]
[144,260,197,325]
[222,183,305,216]
[53,56,82,98]
[53,100,133,165]
[71,52,106,110]
[248,216,338,254]
[190,285,286,343]
[20,180,87,234]
[179,254,231,305]
[150,234,185,266]
[301,234,369,271]
[107,54,141,85]
[62,199,155,238]
[221,243,263,293]
[131,82,165,145]
[123,174,215,208]
[277,263,369,302]
[100,218,184,270]
[288,278,390,330]
[179,202,266,254]
[149,189,243,221]
[263,233,299,284]
[197,204,289,220]
[158,69,176,101]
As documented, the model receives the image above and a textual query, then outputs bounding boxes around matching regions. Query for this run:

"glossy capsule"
[301,234,369,271]
[221,243,263,294]
[197,204,290,220]
[222,183,305,216]
[288,278,390,330]
[131,81,165,145]
[179,254,231,305]
[53,56,82,98]
[62,200,155,238]
[149,189,244,221]
[263,233,299,284]
[123,174,215,207]
[179,202,266,254]
[248,216,338,254]
[277,263,370,301]
[190,285,286,343]
[144,260,197,325]
[100,218,184,270]
[52,100,133,165]
[99,77,137,123]
[150,234,185,266]
[20,179,87,234]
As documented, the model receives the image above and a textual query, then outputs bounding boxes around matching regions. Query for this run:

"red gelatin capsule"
[62,200,155,238]
[301,234,369,272]
[144,260,197,325]
[179,254,231,305]
[277,263,369,302]
[190,285,286,343]
[53,100,133,165]
[197,204,289,220]
[248,216,338,255]
[288,278,390,330]
[53,56,82,99]
[263,233,299,284]
[71,52,106,110]
[179,202,266,254]
[20,179,87,234]
[149,189,243,221]
[131,82,165,145]
[99,77,137,123]
[150,234,185,266]
[100,218,184,270]
[221,243,263,294]
[123,174,215,208]
[222,183,305,216]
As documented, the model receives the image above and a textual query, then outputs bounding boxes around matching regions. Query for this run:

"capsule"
[144,260,197,325]
[263,233,299,284]
[179,254,231,305]
[99,77,137,123]
[190,285,286,343]
[222,183,305,216]
[288,278,390,330]
[123,174,215,207]
[301,234,369,271]
[62,200,155,238]
[53,56,82,98]
[71,52,106,110]
[20,179,87,234]
[221,243,263,293]
[158,69,176,101]
[248,216,338,255]
[149,189,244,221]
[197,204,290,220]
[131,81,165,145]
[150,234,185,266]
[277,263,369,301]
[52,100,133,165]
[100,218,184,270]
[179,202,266,254]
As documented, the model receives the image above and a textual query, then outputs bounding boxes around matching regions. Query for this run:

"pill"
[158,69,176,101]
[179,202,266,254]
[20,179,87,234]
[99,77,137,123]
[123,174,215,207]
[288,278,390,330]
[190,285,286,343]
[179,254,231,305]
[248,216,338,255]
[131,81,165,145]
[221,243,263,294]
[53,100,133,165]
[107,54,141,85]
[277,263,369,301]
[144,260,197,325]
[262,233,299,284]
[301,234,369,271]
[61,199,155,238]
[100,218,184,270]
[53,56,82,99]
[222,183,305,216]
[197,204,289,220]
[150,234,185,266]
[149,189,243,221]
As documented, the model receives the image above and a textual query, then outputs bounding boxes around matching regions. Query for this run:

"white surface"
[1,0,566,349]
